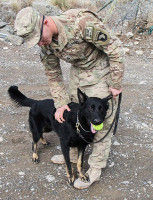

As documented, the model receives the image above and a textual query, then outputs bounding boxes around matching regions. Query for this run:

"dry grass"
[11,0,34,13]
[50,0,97,11]
[50,0,68,10]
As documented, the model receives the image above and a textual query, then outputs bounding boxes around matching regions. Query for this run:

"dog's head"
[77,88,112,133]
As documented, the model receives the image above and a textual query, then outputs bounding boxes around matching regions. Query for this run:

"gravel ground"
[0,33,153,200]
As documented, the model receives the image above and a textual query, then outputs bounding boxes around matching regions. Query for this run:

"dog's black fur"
[8,86,111,185]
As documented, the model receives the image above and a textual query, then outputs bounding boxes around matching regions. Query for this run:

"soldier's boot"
[74,167,101,189]
[51,147,78,164]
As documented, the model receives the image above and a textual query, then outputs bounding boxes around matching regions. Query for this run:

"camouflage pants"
[68,63,117,169]
[44,54,117,169]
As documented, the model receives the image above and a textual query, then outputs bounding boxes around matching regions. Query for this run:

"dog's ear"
[77,88,88,104]
[102,94,113,110]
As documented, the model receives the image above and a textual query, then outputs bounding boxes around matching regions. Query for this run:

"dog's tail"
[8,86,37,107]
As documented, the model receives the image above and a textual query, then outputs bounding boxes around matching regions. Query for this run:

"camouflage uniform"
[40,9,124,169]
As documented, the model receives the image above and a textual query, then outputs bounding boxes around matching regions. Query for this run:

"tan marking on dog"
[40,137,47,145]
[77,151,82,174]
[77,151,88,182]
[65,163,75,184]
[33,152,38,160]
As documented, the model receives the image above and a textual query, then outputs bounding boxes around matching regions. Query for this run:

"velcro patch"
[84,26,93,40]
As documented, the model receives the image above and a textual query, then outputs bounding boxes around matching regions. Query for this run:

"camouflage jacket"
[40,9,124,107]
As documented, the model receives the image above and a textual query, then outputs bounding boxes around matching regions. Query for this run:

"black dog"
[8,86,111,185]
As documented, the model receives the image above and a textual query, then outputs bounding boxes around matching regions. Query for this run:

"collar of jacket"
[51,16,68,52]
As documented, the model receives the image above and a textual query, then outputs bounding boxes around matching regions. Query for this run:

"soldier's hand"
[55,105,71,123]
[109,87,122,99]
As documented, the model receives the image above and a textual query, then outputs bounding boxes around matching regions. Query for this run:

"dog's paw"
[67,175,75,186]
[43,142,50,146]
[32,158,39,164]
[80,173,90,183]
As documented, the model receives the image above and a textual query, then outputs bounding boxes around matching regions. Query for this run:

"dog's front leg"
[77,146,89,182]
[60,143,74,186]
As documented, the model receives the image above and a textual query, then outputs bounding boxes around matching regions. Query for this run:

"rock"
[123,48,130,54]
[115,32,122,36]
[3,47,8,50]
[126,32,134,38]
[46,175,55,182]
[0,137,4,142]
[135,37,141,41]
[139,81,147,85]
[18,172,25,176]
[113,141,120,146]
[135,50,143,55]
[109,162,115,167]
[134,41,139,45]
[0,21,7,28]
[1,25,14,35]
[122,181,129,185]
[7,34,23,46]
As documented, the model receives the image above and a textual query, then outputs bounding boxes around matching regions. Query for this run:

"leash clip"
[76,122,80,133]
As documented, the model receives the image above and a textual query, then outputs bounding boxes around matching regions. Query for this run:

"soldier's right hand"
[55,105,71,123]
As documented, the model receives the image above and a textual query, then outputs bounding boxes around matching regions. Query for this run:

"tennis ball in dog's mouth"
[93,123,104,131]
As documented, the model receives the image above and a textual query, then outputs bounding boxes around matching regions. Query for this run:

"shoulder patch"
[93,28,110,45]
[97,31,107,41]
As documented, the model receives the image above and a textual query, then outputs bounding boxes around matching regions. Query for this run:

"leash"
[75,93,122,144]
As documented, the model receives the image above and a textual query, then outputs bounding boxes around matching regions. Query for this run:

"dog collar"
[76,112,90,134]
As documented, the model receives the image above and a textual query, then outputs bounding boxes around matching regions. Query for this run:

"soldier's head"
[15,7,56,48]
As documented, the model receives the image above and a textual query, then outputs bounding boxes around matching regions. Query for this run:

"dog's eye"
[89,105,95,111]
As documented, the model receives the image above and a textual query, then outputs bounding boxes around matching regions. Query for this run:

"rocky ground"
[0,29,153,199]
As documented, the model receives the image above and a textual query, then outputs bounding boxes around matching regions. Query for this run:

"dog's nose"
[93,119,101,125]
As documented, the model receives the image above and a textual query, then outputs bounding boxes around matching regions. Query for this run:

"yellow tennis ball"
[93,123,104,131]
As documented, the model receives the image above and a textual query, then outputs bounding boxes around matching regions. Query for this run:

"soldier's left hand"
[109,87,122,99]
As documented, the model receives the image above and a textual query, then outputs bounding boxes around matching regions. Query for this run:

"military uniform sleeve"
[40,45,70,108]
[79,13,124,90]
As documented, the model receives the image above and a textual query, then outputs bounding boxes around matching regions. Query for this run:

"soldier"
[14,7,124,189]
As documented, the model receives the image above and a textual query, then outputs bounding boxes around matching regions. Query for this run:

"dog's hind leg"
[41,126,52,145]
[40,136,50,145]
[32,142,39,163]
[29,115,42,163]
[60,143,75,186]
[77,146,89,182]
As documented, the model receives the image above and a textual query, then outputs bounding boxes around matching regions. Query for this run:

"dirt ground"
[0,34,153,200]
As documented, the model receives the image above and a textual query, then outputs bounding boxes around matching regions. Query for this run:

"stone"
[0,137,4,142]
[0,21,7,28]
[123,48,130,54]
[46,175,55,182]
[7,34,23,46]
[135,50,143,55]
[126,32,134,38]
[134,41,139,45]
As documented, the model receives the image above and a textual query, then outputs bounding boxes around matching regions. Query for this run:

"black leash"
[76,93,122,144]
